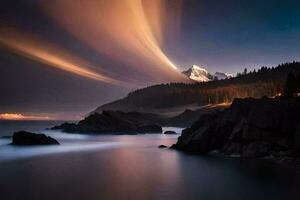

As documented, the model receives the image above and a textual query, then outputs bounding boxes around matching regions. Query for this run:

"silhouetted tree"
[284,72,300,97]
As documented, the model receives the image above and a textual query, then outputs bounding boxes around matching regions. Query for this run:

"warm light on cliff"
[271,92,283,98]
[209,102,232,108]
[276,92,282,97]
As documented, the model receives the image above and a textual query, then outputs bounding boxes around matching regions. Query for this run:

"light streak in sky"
[42,0,185,82]
[0,28,124,86]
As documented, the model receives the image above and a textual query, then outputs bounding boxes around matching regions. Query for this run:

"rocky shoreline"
[51,105,226,135]
[172,97,300,160]
[52,110,163,134]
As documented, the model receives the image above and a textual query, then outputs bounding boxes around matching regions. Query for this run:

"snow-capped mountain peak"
[190,65,208,73]
[182,65,212,82]
[182,65,233,82]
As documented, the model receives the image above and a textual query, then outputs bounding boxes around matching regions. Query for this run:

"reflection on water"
[98,148,181,199]
[0,141,123,161]
[0,126,299,200]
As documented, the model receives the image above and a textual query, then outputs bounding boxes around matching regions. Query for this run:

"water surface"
[0,122,299,200]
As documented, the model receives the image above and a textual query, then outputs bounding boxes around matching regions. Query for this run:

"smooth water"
[0,120,67,136]
[0,122,299,200]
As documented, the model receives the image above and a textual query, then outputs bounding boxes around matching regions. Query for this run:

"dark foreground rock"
[12,131,59,145]
[52,110,163,134]
[164,131,177,134]
[173,97,300,158]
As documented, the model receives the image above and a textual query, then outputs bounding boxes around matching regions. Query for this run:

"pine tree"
[284,72,296,97]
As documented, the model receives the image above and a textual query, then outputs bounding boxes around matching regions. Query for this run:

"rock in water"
[158,145,167,148]
[52,110,163,134]
[12,131,59,145]
[164,131,177,134]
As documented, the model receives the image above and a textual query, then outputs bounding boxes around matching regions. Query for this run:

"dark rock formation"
[158,145,167,148]
[165,109,199,127]
[173,97,300,158]
[12,131,59,145]
[166,106,226,127]
[52,111,163,134]
[51,122,77,131]
[164,131,177,134]
[137,125,162,133]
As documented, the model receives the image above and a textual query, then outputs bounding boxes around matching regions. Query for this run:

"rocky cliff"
[173,97,300,158]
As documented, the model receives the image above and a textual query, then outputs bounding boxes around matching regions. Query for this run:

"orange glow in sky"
[0,113,51,120]
[0,0,186,88]
[42,0,185,83]
[0,29,124,86]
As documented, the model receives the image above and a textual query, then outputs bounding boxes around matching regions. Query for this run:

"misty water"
[0,121,299,200]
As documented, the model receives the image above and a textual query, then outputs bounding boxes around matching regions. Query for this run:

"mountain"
[182,65,232,82]
[213,72,233,80]
[182,65,212,82]
[93,62,300,115]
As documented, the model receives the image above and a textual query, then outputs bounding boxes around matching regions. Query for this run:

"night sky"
[1,0,300,119]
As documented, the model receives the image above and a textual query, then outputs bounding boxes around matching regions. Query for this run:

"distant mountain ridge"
[93,62,300,115]
[214,72,233,80]
[182,65,233,82]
